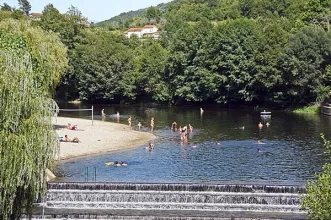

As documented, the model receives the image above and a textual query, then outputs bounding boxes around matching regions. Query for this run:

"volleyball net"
[53,104,95,126]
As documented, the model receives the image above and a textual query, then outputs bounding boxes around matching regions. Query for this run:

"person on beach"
[67,123,78,130]
[266,122,270,127]
[258,122,263,129]
[150,117,155,132]
[200,108,204,115]
[171,121,177,131]
[138,122,142,131]
[116,112,120,118]
[64,135,80,143]
[128,116,132,128]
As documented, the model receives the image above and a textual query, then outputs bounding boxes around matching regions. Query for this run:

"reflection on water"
[55,103,330,185]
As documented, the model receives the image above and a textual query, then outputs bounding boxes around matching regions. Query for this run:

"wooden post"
[92,105,94,126]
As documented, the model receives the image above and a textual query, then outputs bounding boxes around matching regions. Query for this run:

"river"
[54,103,331,185]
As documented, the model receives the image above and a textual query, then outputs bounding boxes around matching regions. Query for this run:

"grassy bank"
[293,105,320,114]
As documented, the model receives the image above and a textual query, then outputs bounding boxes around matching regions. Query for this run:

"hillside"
[95,2,170,27]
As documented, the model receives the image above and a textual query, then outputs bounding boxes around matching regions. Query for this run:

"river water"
[54,103,331,185]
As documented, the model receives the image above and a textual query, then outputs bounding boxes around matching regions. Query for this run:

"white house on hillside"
[124,25,160,39]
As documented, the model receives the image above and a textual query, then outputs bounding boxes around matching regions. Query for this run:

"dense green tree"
[198,19,262,103]
[18,0,31,15]
[136,40,170,101]
[73,31,136,101]
[1,3,12,11]
[300,0,331,31]
[278,26,331,105]
[0,19,67,220]
[146,6,162,23]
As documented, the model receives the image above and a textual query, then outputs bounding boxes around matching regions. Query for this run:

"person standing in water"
[150,117,155,132]
[258,122,263,129]
[101,109,106,117]
[189,124,193,133]
[138,122,142,131]
[128,116,132,128]
[171,121,177,131]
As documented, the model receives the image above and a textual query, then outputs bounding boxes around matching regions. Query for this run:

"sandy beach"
[53,117,156,160]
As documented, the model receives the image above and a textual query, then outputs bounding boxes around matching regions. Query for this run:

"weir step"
[34,183,307,219]
[46,190,302,206]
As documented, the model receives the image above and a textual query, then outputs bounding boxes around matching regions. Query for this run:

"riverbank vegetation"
[0,18,67,219]
[3,0,331,108]
[303,134,331,219]
[293,105,320,114]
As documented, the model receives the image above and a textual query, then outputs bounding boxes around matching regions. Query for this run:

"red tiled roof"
[30,13,42,17]
[127,27,143,32]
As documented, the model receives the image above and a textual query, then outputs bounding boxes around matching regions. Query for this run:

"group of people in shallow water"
[100,108,270,154]
[171,122,194,144]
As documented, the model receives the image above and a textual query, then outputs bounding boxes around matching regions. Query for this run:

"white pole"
[92,105,94,126]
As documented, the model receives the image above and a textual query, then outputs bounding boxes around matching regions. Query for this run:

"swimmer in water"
[257,148,262,152]
[120,161,128,166]
[257,140,264,144]
[192,143,197,148]
[216,141,221,145]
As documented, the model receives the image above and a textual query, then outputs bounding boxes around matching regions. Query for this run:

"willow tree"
[0,19,67,219]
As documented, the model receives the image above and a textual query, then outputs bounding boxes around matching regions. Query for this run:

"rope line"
[53,108,93,112]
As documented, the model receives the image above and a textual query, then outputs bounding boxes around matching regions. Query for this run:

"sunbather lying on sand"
[67,123,78,130]
[61,135,81,143]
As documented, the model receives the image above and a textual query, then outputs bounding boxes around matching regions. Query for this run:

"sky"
[2,0,173,22]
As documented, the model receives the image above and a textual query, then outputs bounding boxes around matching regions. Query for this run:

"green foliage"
[0,19,67,220]
[18,0,31,15]
[303,134,331,219]
[136,40,170,101]
[1,3,12,11]
[146,6,162,23]
[73,30,136,101]
[33,0,331,106]
[293,105,320,113]
[278,26,331,105]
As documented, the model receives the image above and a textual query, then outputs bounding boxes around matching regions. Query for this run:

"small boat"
[260,111,271,115]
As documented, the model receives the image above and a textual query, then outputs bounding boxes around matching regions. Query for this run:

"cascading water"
[29,182,308,219]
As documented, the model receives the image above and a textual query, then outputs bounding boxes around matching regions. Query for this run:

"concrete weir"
[30,182,308,219]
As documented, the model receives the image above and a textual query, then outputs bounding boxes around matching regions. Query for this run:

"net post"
[92,105,94,126]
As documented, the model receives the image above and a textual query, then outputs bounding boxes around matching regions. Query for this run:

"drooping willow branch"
[0,19,67,220]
